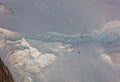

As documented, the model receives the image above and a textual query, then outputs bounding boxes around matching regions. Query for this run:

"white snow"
[101,53,113,65]
[0,28,17,37]
[0,38,57,82]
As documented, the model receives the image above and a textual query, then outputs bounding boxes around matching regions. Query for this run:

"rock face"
[0,58,14,82]
[0,3,13,15]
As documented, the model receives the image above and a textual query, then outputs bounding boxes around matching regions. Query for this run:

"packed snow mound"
[0,38,56,82]
[101,53,113,65]
[0,28,18,47]
[0,28,18,38]
[103,20,120,30]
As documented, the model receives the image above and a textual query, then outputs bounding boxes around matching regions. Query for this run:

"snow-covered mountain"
[0,37,57,82]
[0,28,74,82]
[1,26,120,82]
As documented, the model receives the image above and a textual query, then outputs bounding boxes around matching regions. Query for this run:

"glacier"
[6,24,120,45]
[1,21,120,82]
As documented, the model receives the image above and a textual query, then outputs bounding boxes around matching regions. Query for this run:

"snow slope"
[1,22,120,82]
